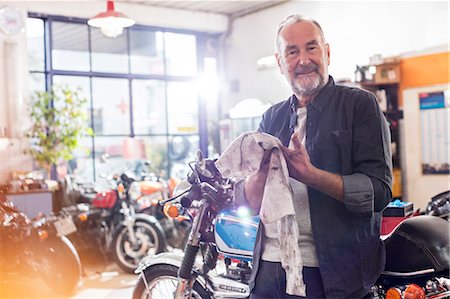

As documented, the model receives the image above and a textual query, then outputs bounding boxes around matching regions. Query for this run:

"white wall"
[223,1,449,112]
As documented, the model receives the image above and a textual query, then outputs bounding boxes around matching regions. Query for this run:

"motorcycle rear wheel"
[132,264,208,299]
[113,219,164,273]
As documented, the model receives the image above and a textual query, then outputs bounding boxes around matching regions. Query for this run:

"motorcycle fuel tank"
[214,208,259,261]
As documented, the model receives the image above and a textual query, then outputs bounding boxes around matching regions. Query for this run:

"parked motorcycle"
[133,152,450,299]
[0,195,82,295]
[61,172,166,273]
[424,190,449,220]
[129,162,191,251]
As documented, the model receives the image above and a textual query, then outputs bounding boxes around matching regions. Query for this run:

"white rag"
[216,131,306,296]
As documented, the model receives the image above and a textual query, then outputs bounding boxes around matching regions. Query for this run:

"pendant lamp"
[87,1,135,38]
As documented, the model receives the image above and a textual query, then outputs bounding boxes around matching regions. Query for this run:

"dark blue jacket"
[235,76,393,298]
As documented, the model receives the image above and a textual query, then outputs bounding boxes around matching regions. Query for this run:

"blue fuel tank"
[214,208,259,262]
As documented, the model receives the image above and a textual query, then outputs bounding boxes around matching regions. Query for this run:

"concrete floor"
[0,263,137,299]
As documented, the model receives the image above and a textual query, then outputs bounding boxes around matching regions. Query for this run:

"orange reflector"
[118,183,125,193]
[404,284,426,299]
[163,203,180,218]
[78,213,88,222]
[386,287,402,299]
[38,230,49,240]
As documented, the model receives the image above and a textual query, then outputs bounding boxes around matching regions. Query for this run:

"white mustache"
[294,63,318,75]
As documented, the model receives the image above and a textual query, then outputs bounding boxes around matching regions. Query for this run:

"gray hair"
[275,14,326,53]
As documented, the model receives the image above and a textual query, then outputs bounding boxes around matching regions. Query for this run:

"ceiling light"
[87,1,135,38]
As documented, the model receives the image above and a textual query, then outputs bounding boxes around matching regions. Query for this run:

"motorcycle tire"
[113,219,165,273]
[38,236,82,296]
[132,264,209,299]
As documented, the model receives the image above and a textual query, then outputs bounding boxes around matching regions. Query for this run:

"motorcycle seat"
[384,215,449,274]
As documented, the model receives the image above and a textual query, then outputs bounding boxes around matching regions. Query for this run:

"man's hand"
[280,132,315,184]
[280,132,345,201]
[244,149,272,213]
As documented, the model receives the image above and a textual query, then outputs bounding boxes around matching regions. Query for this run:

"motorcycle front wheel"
[132,264,209,299]
[113,219,164,273]
[38,236,82,296]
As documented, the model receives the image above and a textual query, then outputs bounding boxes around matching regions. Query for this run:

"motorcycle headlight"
[128,181,141,201]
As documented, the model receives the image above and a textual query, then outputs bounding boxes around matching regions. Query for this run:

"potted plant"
[26,85,93,179]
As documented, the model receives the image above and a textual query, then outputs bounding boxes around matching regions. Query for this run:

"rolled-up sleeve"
[344,92,393,214]
[342,173,374,214]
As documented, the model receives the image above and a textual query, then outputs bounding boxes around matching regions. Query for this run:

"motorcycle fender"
[113,213,168,250]
[135,251,208,289]
[135,251,185,274]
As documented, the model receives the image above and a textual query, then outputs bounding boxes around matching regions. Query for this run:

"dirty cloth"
[216,131,306,296]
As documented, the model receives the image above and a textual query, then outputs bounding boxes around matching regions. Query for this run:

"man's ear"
[275,52,283,73]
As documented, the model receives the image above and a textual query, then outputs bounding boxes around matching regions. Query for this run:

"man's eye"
[308,46,318,51]
[287,50,297,56]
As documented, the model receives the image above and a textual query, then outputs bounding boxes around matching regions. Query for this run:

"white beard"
[291,72,323,96]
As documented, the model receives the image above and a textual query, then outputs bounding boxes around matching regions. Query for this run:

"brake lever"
[159,189,189,206]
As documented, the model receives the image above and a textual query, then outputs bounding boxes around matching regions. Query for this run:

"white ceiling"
[117,0,289,18]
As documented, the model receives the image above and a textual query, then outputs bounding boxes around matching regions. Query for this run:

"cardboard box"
[375,63,400,84]
[382,200,413,217]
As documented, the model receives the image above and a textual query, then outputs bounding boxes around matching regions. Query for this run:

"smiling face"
[276,20,330,101]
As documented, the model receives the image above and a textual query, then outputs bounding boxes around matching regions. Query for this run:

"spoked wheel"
[113,219,164,273]
[132,264,208,299]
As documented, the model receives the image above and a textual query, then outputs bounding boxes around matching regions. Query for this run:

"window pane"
[165,32,197,77]
[132,79,166,134]
[135,136,168,173]
[92,77,130,135]
[53,75,91,128]
[169,135,199,179]
[93,136,168,180]
[91,27,128,73]
[52,21,90,71]
[167,81,198,134]
[71,137,94,181]
[29,73,45,93]
[130,30,164,75]
[26,18,45,71]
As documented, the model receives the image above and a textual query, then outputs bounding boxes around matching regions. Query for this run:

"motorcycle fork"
[121,201,138,244]
[174,277,197,299]
[174,202,208,299]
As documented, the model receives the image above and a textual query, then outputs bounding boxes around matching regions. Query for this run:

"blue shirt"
[234,76,393,298]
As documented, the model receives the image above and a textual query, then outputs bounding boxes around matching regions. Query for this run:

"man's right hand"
[244,149,272,213]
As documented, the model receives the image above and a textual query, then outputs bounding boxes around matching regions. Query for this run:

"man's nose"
[298,51,311,65]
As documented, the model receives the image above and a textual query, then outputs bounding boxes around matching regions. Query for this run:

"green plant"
[26,85,93,175]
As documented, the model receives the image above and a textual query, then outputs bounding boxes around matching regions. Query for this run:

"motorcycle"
[61,172,166,273]
[132,152,258,299]
[0,194,82,295]
[129,162,191,251]
[133,152,450,299]
[424,190,449,220]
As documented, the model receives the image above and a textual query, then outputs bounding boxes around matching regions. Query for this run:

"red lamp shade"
[87,1,135,38]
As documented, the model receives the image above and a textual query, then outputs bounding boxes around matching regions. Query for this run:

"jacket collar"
[309,75,336,113]
[289,75,336,114]
[288,75,335,128]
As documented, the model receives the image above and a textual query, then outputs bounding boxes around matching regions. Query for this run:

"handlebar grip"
[180,184,201,208]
